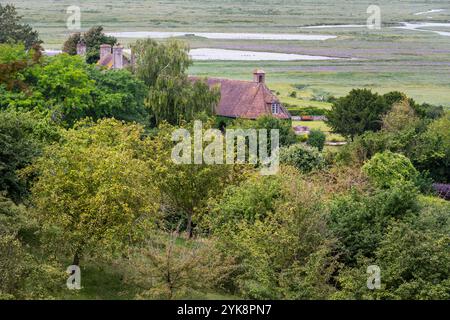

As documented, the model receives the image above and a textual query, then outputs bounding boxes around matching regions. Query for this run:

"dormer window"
[271,103,280,114]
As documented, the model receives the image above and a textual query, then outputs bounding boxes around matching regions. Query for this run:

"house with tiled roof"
[191,70,291,120]
[76,41,132,69]
[97,44,132,69]
[75,42,289,120]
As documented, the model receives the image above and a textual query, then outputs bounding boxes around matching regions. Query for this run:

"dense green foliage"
[209,175,282,232]
[133,39,220,126]
[0,194,65,300]
[212,168,338,299]
[230,115,297,148]
[0,44,148,127]
[0,43,41,92]
[329,183,419,264]
[280,144,325,173]
[326,89,444,142]
[147,121,244,237]
[307,129,326,151]
[87,67,147,123]
[362,151,419,189]
[337,100,450,183]
[412,114,450,183]
[0,4,41,49]
[326,89,390,140]
[1,15,449,299]
[253,115,297,147]
[0,109,60,202]
[334,196,450,299]
[29,119,159,265]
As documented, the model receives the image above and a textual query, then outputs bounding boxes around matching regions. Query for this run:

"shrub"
[209,175,282,233]
[0,4,41,49]
[372,212,450,300]
[215,168,338,299]
[0,195,65,299]
[362,151,419,189]
[307,129,326,151]
[123,233,236,300]
[329,183,419,264]
[230,115,297,148]
[382,100,420,133]
[254,115,297,147]
[280,144,325,173]
[335,198,450,300]
[297,134,308,143]
[287,107,328,117]
[0,233,27,299]
[412,114,450,183]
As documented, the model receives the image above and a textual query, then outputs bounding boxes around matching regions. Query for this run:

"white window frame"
[271,103,279,114]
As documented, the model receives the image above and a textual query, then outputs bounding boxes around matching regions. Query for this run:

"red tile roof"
[97,54,114,68]
[190,77,291,120]
[97,53,130,69]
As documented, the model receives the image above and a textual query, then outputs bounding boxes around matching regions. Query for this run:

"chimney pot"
[100,44,112,60]
[76,40,86,56]
[253,69,266,84]
[112,44,124,69]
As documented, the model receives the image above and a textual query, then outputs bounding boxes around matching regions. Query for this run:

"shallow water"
[106,31,336,41]
[395,22,450,37]
[414,9,445,16]
[300,24,366,29]
[45,48,342,61]
[189,48,341,61]
[44,50,62,56]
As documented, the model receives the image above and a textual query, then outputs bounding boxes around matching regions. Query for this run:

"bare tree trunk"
[72,252,80,266]
[186,214,193,239]
[72,247,82,266]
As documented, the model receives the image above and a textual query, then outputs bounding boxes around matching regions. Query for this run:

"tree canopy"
[0,4,41,49]
[29,119,160,265]
[133,39,220,126]
[326,89,390,140]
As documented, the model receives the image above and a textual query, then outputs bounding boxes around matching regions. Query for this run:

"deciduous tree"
[29,119,159,266]
[133,39,220,126]
[0,4,41,49]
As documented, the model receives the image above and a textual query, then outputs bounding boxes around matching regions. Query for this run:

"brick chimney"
[253,69,266,84]
[76,40,86,56]
[112,44,124,69]
[99,44,112,60]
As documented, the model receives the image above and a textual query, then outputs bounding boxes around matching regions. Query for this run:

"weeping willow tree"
[132,39,220,126]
